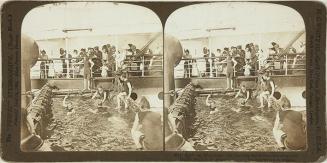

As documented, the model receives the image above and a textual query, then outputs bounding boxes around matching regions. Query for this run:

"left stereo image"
[20,2,164,151]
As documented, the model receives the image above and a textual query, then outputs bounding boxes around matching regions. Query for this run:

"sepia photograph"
[1,0,326,161]
[164,2,307,151]
[20,2,164,151]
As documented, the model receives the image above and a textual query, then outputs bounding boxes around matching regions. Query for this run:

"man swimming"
[205,94,218,114]
[63,95,75,115]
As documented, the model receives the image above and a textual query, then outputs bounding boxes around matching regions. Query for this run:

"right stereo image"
[164,2,306,151]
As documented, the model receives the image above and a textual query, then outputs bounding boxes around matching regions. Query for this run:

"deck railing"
[174,53,306,79]
[30,54,163,79]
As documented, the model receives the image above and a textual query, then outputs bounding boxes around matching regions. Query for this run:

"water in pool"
[44,94,136,151]
[187,86,306,151]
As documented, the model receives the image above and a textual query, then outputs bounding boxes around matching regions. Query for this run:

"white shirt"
[101,66,109,77]
[244,64,251,76]
[245,51,251,59]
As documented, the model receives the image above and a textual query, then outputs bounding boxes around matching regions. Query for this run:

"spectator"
[216,49,222,60]
[243,60,252,76]
[234,46,245,73]
[88,47,102,77]
[108,46,116,74]
[102,45,109,62]
[251,44,259,71]
[237,45,245,59]
[183,49,192,78]
[100,61,109,77]
[39,50,49,78]
[258,47,269,70]
[210,51,216,76]
[245,44,252,63]
[71,49,79,77]
[271,42,285,71]
[222,47,230,57]
[271,42,282,54]
[231,46,237,57]
[59,48,68,77]
[79,48,87,58]
[72,49,78,57]
[94,46,103,60]
[115,49,126,70]
[203,47,210,77]
[47,60,55,78]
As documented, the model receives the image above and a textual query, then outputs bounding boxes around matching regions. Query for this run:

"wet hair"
[97,85,103,89]
[279,95,291,109]
[121,73,128,79]
[280,110,303,125]
[139,96,150,110]
[185,49,190,54]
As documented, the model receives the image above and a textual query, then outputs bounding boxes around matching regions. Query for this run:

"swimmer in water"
[90,86,109,114]
[206,94,218,114]
[63,95,75,115]
[234,84,250,106]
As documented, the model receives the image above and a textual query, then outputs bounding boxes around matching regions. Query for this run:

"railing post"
[72,63,75,78]
[142,56,145,77]
[285,55,288,75]
[209,57,213,77]
[66,59,70,78]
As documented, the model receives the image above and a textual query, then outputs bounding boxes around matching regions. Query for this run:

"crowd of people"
[182,41,306,79]
[38,43,161,79]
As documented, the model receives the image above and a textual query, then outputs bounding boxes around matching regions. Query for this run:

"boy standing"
[221,55,237,90]
[82,54,94,91]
